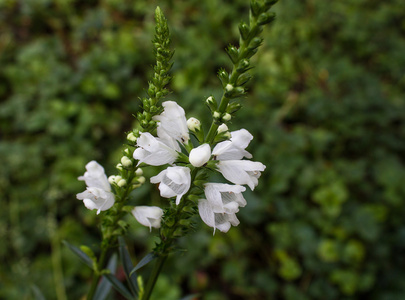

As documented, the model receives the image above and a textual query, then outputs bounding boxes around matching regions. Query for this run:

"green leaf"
[129,253,156,276]
[31,285,46,300]
[94,254,118,300]
[118,236,139,295]
[104,273,134,300]
[62,240,93,269]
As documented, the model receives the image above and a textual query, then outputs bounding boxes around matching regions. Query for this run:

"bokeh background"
[1,0,405,299]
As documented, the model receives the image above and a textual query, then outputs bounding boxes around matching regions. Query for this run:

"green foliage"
[1,0,404,299]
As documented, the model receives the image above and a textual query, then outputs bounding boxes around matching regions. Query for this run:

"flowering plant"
[66,1,277,299]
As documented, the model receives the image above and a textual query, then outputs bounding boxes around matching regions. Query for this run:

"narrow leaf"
[62,240,93,269]
[104,274,134,300]
[118,236,139,295]
[31,285,46,300]
[130,252,156,276]
[94,254,117,300]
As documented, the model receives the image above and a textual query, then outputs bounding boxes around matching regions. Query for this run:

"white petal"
[78,160,111,191]
[212,129,253,161]
[132,206,164,231]
[198,199,216,230]
[204,183,246,213]
[77,187,115,214]
[134,132,178,166]
[217,160,265,190]
[153,101,189,144]
[189,144,211,167]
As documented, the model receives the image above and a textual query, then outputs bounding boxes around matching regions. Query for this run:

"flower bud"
[116,163,123,171]
[108,175,116,185]
[238,22,250,41]
[117,179,127,187]
[137,176,146,184]
[217,123,229,133]
[127,132,137,142]
[206,96,217,112]
[121,156,132,168]
[222,113,232,122]
[213,111,221,119]
[225,84,234,92]
[135,168,143,176]
[187,117,201,132]
[189,144,211,167]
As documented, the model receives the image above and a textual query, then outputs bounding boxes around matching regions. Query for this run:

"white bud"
[137,176,146,184]
[135,168,143,176]
[117,179,127,187]
[225,84,234,92]
[189,144,211,167]
[124,148,130,155]
[187,117,201,132]
[127,132,137,142]
[121,156,132,168]
[213,111,221,119]
[108,175,116,185]
[116,163,123,171]
[206,96,214,103]
[224,132,231,139]
[114,175,123,183]
[222,113,231,121]
[217,123,229,133]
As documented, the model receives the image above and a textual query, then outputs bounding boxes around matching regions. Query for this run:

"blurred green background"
[1,0,405,299]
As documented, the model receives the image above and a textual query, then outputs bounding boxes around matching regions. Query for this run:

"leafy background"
[1,0,405,299]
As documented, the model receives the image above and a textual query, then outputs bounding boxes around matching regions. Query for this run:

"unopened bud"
[189,144,211,167]
[135,168,143,176]
[213,111,221,119]
[187,117,201,132]
[127,132,137,142]
[222,113,232,121]
[108,176,116,185]
[217,123,229,133]
[117,179,127,187]
[225,84,234,92]
[137,176,146,184]
[116,163,123,171]
[121,156,132,168]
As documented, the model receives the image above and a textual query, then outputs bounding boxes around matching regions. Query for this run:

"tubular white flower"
[189,144,211,167]
[150,166,191,205]
[153,101,190,144]
[77,161,115,214]
[212,129,253,160]
[133,132,179,166]
[132,206,164,231]
[204,183,246,214]
[217,160,265,190]
[198,199,240,233]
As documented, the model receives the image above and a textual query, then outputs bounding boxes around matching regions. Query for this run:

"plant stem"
[87,245,109,300]
[142,255,168,300]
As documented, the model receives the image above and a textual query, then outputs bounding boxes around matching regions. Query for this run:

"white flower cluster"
[76,101,265,234]
[133,101,265,233]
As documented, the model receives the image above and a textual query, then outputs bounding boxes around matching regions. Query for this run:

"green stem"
[142,255,168,300]
[87,244,109,300]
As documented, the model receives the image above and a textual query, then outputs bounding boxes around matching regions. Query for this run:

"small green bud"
[182,206,195,213]
[137,176,146,184]
[237,72,252,86]
[116,163,123,171]
[249,37,263,50]
[165,217,175,227]
[179,219,192,227]
[257,12,276,25]
[206,96,217,111]
[236,59,250,73]
[225,84,234,92]
[227,102,242,114]
[218,69,229,87]
[187,194,201,202]
[226,45,239,63]
[213,111,221,119]
[264,0,278,9]
[238,22,250,40]
[250,0,262,17]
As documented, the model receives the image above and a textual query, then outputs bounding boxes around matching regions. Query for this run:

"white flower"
[150,166,191,205]
[212,129,253,160]
[153,101,189,144]
[189,144,211,167]
[77,161,115,214]
[132,206,164,231]
[133,132,179,166]
[217,160,265,190]
[198,199,240,233]
[204,183,246,213]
